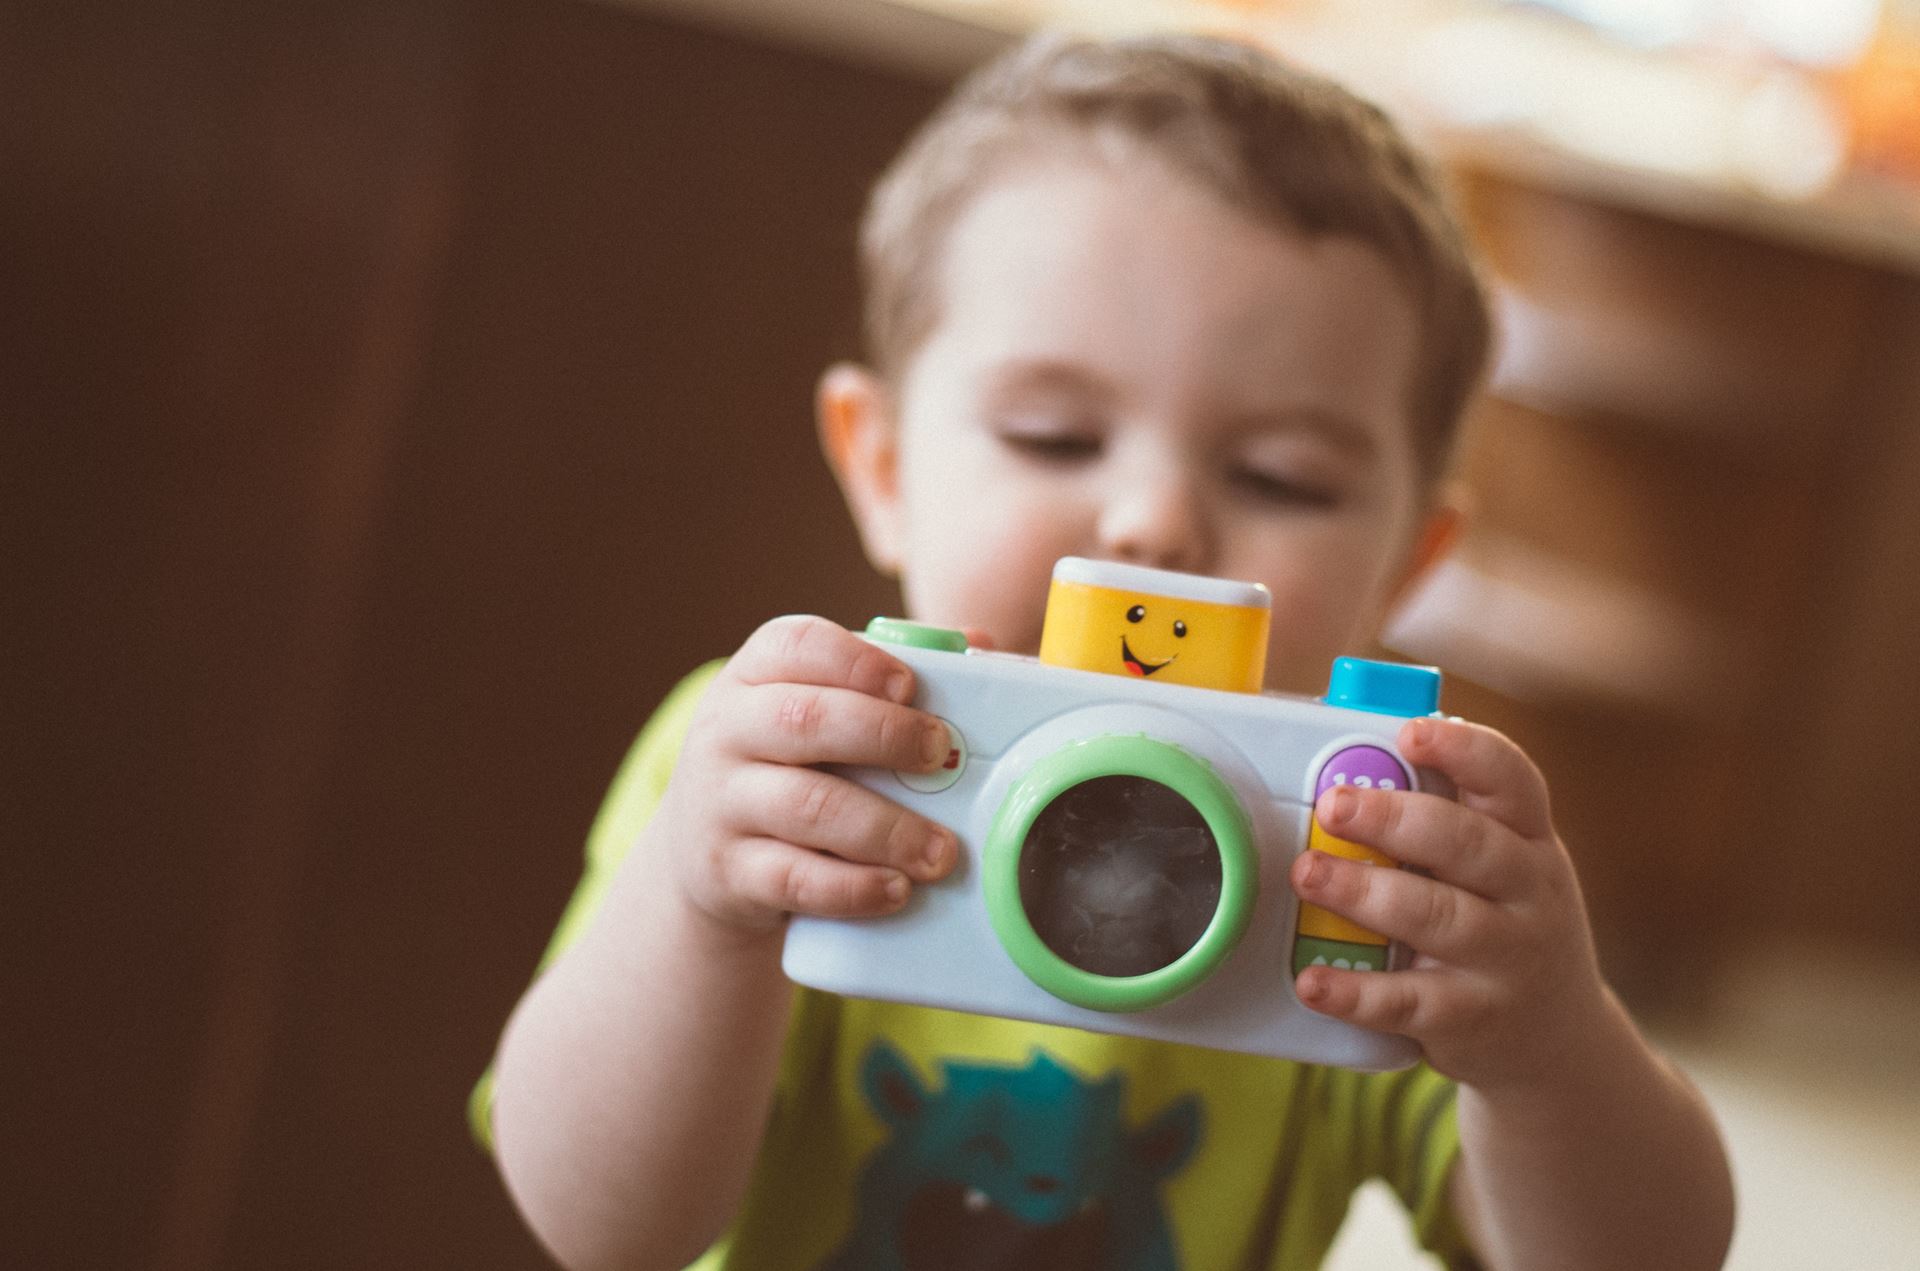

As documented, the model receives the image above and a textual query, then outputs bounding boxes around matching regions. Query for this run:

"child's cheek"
[901,537,1043,654]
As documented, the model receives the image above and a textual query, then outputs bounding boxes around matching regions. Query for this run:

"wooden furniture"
[6,5,938,1266]
[1426,175,1920,1003]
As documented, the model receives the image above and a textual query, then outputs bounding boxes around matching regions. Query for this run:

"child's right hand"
[653,615,960,936]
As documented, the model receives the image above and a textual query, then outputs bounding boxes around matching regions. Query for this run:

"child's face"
[824,156,1453,695]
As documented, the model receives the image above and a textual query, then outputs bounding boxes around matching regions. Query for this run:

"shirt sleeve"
[467,660,728,1149]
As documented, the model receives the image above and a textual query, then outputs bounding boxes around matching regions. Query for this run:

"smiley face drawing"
[1037,557,1272,695]
[1119,604,1176,678]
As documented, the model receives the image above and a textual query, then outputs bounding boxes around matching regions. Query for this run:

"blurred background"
[5,0,1917,1267]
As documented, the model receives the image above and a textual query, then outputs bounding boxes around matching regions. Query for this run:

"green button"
[1292,935,1389,976]
[864,617,968,653]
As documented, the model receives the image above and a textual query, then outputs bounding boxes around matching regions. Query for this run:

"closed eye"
[1230,467,1339,509]
[998,431,1102,464]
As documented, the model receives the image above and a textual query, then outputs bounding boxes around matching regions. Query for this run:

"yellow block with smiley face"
[1038,557,1272,694]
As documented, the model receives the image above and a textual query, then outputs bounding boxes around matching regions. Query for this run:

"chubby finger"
[1397,717,1553,841]
[1295,962,1488,1041]
[732,764,957,883]
[720,836,915,919]
[727,682,950,773]
[1292,847,1498,961]
[729,614,916,705]
[1314,785,1527,902]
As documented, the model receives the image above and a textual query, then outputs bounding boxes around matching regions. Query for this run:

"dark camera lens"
[1018,775,1222,979]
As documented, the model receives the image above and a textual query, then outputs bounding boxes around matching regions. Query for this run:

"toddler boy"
[482,33,1733,1271]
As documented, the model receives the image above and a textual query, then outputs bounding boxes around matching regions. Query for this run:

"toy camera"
[782,557,1450,1071]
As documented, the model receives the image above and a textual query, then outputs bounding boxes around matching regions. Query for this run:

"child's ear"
[1389,479,1469,611]
[817,362,904,577]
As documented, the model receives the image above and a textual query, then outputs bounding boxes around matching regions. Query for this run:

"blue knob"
[1324,657,1441,717]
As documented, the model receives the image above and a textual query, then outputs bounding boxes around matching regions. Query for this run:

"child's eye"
[1230,466,1340,509]
[996,425,1103,464]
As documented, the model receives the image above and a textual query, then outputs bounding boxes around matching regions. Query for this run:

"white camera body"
[783,619,1446,1072]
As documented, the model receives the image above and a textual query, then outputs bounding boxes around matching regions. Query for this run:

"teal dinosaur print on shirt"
[816,1042,1202,1271]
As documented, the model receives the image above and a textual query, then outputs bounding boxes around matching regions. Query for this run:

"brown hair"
[859,32,1493,479]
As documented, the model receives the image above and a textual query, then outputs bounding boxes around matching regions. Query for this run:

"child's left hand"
[1289,716,1609,1093]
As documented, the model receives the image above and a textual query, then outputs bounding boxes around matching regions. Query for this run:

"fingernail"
[923,830,952,874]
[884,873,910,904]
[1298,850,1327,890]
[886,670,912,703]
[1404,718,1433,749]
[1297,972,1328,1005]
[1321,786,1356,828]
[922,720,950,768]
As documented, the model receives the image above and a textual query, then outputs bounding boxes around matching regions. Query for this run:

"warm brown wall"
[3,3,939,1266]
[12,3,1919,1266]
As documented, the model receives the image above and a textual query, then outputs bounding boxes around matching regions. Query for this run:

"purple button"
[1314,745,1411,797]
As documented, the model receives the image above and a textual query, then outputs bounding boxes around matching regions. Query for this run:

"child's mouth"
[1120,637,1173,677]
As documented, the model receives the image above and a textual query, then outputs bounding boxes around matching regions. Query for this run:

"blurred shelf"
[601,0,1920,278]
[1439,126,1920,280]
[592,0,1006,78]
[1381,535,1744,720]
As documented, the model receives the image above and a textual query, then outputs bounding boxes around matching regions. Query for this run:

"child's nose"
[1096,473,1212,573]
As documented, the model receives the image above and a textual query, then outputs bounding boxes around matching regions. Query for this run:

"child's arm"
[1289,718,1735,1271]
[489,616,959,1271]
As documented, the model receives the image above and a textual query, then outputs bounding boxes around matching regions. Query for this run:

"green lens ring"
[983,735,1255,1012]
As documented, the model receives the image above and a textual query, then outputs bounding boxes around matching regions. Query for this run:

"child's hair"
[860,32,1493,480]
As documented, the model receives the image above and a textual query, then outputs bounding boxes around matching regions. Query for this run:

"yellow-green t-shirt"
[477,663,1475,1270]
